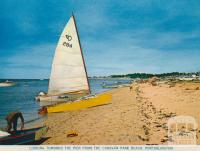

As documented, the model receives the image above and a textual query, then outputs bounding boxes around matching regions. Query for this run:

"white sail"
[48,15,90,95]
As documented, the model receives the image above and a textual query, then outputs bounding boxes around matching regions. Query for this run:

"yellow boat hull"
[47,93,112,113]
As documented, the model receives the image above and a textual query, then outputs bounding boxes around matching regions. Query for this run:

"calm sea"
[0,78,130,128]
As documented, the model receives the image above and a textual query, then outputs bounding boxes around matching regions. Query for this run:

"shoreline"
[24,116,47,129]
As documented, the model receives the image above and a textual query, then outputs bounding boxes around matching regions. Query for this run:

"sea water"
[0,78,131,128]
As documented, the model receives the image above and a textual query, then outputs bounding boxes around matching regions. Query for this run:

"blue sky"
[0,0,200,78]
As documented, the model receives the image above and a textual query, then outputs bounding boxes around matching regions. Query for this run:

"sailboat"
[0,80,16,87]
[36,14,112,110]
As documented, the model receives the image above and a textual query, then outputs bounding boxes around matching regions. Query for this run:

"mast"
[72,13,91,94]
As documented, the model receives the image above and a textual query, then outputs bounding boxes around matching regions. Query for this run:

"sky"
[0,0,200,78]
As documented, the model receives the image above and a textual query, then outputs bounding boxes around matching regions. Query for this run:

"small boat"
[102,85,119,88]
[36,13,112,111]
[102,82,119,88]
[0,126,48,145]
[118,84,131,87]
[35,14,90,106]
[0,80,15,87]
[47,93,112,113]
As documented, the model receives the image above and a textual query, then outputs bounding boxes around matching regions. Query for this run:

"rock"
[161,139,168,143]
[137,135,149,141]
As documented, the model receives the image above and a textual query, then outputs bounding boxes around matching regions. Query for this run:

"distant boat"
[102,82,119,88]
[0,80,15,87]
[102,81,130,89]
[178,77,196,81]
[36,14,112,112]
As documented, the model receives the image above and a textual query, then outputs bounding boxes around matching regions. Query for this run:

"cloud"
[82,29,200,75]
[0,43,55,79]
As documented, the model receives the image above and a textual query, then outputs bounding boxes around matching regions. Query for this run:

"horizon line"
[0,71,200,79]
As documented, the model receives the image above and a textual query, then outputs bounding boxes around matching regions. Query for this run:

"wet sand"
[42,81,200,145]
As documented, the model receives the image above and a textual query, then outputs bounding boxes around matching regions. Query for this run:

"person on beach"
[130,85,133,91]
[5,111,24,133]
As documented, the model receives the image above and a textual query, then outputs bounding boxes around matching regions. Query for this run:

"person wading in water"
[5,111,24,133]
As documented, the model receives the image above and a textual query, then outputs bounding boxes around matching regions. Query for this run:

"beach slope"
[43,81,200,145]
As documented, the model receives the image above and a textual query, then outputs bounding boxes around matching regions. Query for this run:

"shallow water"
[0,78,130,128]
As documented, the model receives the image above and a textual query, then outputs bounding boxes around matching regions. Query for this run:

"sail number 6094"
[63,42,72,48]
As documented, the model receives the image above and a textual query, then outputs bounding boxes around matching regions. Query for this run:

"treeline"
[110,72,200,79]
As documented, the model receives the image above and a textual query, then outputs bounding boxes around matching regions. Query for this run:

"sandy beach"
[42,80,200,145]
